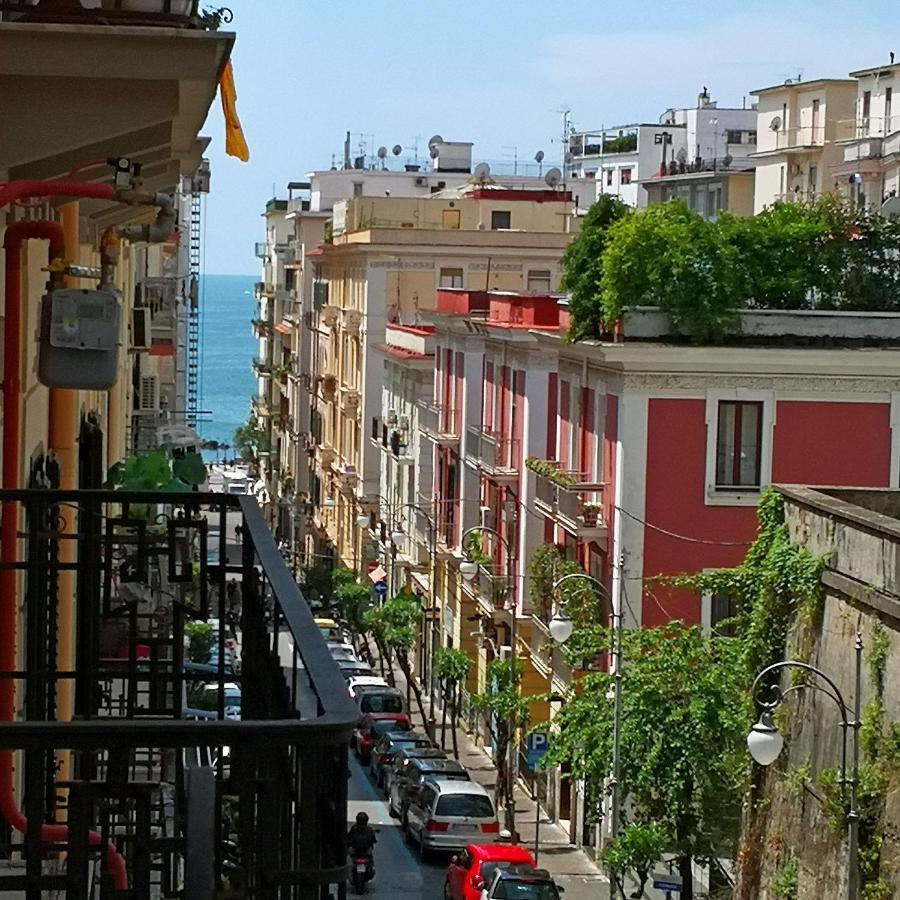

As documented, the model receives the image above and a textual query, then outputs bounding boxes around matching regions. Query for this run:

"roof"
[397,747,447,761]
[849,61,900,78]
[374,343,434,362]
[410,757,467,773]
[365,711,409,720]
[751,77,855,96]
[431,779,490,796]
[468,844,536,863]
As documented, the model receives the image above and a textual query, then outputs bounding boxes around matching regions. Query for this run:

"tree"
[364,592,428,724]
[434,647,471,759]
[232,417,269,462]
[471,658,532,831]
[184,620,215,664]
[330,568,378,671]
[601,822,671,899]
[545,624,749,900]
[559,195,631,340]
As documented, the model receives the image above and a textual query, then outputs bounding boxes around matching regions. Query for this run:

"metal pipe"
[848,634,862,900]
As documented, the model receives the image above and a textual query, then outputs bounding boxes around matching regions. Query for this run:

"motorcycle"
[350,852,373,894]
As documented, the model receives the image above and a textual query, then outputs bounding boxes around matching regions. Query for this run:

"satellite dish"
[675,147,688,163]
[428,134,444,148]
[564,152,575,164]
[430,145,440,159]
[534,150,545,163]
[769,115,783,131]
[544,167,562,189]
[392,144,402,156]
[377,146,387,159]
[472,162,492,182]
[881,195,900,217]
[722,153,733,168]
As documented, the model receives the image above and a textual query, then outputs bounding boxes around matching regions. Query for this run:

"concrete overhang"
[0,22,233,203]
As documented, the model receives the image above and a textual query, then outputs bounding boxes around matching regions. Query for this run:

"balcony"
[417,399,459,446]
[251,393,270,416]
[0,0,203,27]
[254,241,267,258]
[0,488,355,897]
[251,357,272,378]
[251,317,273,337]
[465,426,520,483]
[529,459,607,543]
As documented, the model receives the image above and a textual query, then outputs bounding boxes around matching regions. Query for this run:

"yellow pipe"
[50,202,80,798]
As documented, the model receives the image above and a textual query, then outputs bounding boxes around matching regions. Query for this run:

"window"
[886,87,893,134]
[526,269,552,292]
[808,165,818,194]
[715,400,763,489]
[435,794,494,818]
[491,210,511,230]
[702,588,739,637]
[811,98,820,140]
[442,208,461,229]
[352,182,363,197]
[606,169,614,186]
[726,129,743,145]
[863,90,872,120]
[748,130,758,144]
[439,267,464,288]
[620,168,632,185]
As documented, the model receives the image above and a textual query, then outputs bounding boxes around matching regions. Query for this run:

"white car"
[326,641,360,663]
[347,675,389,698]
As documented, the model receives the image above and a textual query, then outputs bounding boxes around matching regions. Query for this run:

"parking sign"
[524,732,550,770]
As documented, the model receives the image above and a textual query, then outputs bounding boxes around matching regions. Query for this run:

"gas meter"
[38,288,121,389]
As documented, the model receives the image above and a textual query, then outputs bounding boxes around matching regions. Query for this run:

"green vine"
[525,457,578,489]
[772,854,798,899]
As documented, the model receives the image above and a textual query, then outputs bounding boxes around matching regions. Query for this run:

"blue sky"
[201,0,896,274]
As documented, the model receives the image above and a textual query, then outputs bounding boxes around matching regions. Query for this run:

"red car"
[354,712,411,762]
[445,843,536,900]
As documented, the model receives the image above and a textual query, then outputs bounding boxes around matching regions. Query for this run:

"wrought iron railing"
[0,489,356,899]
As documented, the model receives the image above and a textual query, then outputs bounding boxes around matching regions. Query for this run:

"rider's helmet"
[355,811,369,827]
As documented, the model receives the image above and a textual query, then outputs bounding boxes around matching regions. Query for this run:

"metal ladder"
[187,191,202,426]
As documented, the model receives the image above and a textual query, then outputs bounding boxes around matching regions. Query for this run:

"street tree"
[434,647,471,759]
[545,623,749,900]
[232,417,269,461]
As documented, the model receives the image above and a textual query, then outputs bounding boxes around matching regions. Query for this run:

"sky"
[200,0,897,275]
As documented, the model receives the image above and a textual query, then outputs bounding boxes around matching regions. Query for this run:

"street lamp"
[748,633,863,900]
[548,610,574,644]
[461,524,518,837]
[356,513,371,529]
[551,571,622,900]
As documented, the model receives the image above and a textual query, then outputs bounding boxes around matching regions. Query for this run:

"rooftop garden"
[562,195,900,343]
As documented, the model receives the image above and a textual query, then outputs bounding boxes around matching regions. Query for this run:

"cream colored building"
[309,188,576,585]
[750,77,856,212]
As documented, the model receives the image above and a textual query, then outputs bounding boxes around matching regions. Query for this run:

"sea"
[197,273,258,462]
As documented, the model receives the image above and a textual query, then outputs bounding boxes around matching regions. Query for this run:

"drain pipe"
[0,180,174,891]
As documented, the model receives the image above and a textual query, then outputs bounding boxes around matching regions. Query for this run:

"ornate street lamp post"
[748,633,863,900]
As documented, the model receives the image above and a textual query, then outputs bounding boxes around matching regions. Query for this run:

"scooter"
[350,852,374,894]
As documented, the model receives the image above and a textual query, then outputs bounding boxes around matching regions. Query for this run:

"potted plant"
[581,502,602,526]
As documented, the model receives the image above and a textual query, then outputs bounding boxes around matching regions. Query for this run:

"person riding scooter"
[347,811,377,886]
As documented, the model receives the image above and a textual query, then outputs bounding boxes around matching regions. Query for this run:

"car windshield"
[360,693,403,714]
[435,794,494,818]
[490,880,559,900]
[372,719,407,736]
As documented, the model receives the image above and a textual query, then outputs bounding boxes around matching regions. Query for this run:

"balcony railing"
[529,460,607,538]
[0,489,356,898]
[252,357,272,377]
[466,426,520,480]
[0,0,203,27]
[417,399,459,444]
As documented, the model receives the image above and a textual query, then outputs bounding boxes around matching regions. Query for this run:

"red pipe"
[0,180,116,210]
[2,213,127,890]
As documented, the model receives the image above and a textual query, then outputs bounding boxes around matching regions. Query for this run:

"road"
[346,750,447,899]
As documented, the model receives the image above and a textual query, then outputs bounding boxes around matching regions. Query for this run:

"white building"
[568,90,757,208]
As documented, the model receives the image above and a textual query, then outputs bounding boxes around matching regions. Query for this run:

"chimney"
[343,131,351,170]
[698,86,710,108]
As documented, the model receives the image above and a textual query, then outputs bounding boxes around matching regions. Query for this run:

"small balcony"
[251,317,273,337]
[254,241,267,258]
[251,357,272,378]
[0,0,204,27]
[465,426,520,483]
[251,393,270,416]
[0,488,355,897]
[417,398,459,445]
[529,459,608,543]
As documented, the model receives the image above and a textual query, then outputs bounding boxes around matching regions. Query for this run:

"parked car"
[385,746,448,797]
[326,641,359,663]
[369,731,434,789]
[404,780,499,860]
[485,866,562,900]
[390,756,470,822]
[354,712,411,762]
[186,681,242,720]
[338,660,375,680]
[445,845,537,900]
[348,675,389,697]
[353,685,406,715]
[315,617,346,643]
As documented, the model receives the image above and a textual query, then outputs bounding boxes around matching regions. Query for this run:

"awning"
[274,323,292,334]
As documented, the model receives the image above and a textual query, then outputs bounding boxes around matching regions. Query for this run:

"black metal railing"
[0,489,357,899]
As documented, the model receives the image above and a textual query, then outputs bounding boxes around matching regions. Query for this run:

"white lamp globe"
[459,560,479,582]
[549,610,574,644]
[747,712,784,766]
[356,514,370,529]
[391,530,405,544]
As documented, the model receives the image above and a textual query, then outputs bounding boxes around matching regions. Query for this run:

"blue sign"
[652,873,683,892]
[373,580,388,597]
[524,732,550,770]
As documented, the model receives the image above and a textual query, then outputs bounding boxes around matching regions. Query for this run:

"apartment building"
[568,89,757,209]
[750,77,856,211]
[308,187,574,581]
[834,58,900,208]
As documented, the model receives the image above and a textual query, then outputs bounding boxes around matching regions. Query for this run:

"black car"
[388,755,469,821]
[368,731,434,789]
[338,660,375,680]
[384,746,447,797]
[487,866,562,900]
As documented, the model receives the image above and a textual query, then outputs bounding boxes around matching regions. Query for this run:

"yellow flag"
[219,60,249,162]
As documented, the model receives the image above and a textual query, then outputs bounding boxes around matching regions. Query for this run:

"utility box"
[38,288,121,389]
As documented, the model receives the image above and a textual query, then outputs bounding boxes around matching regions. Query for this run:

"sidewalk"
[385,660,609,900]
